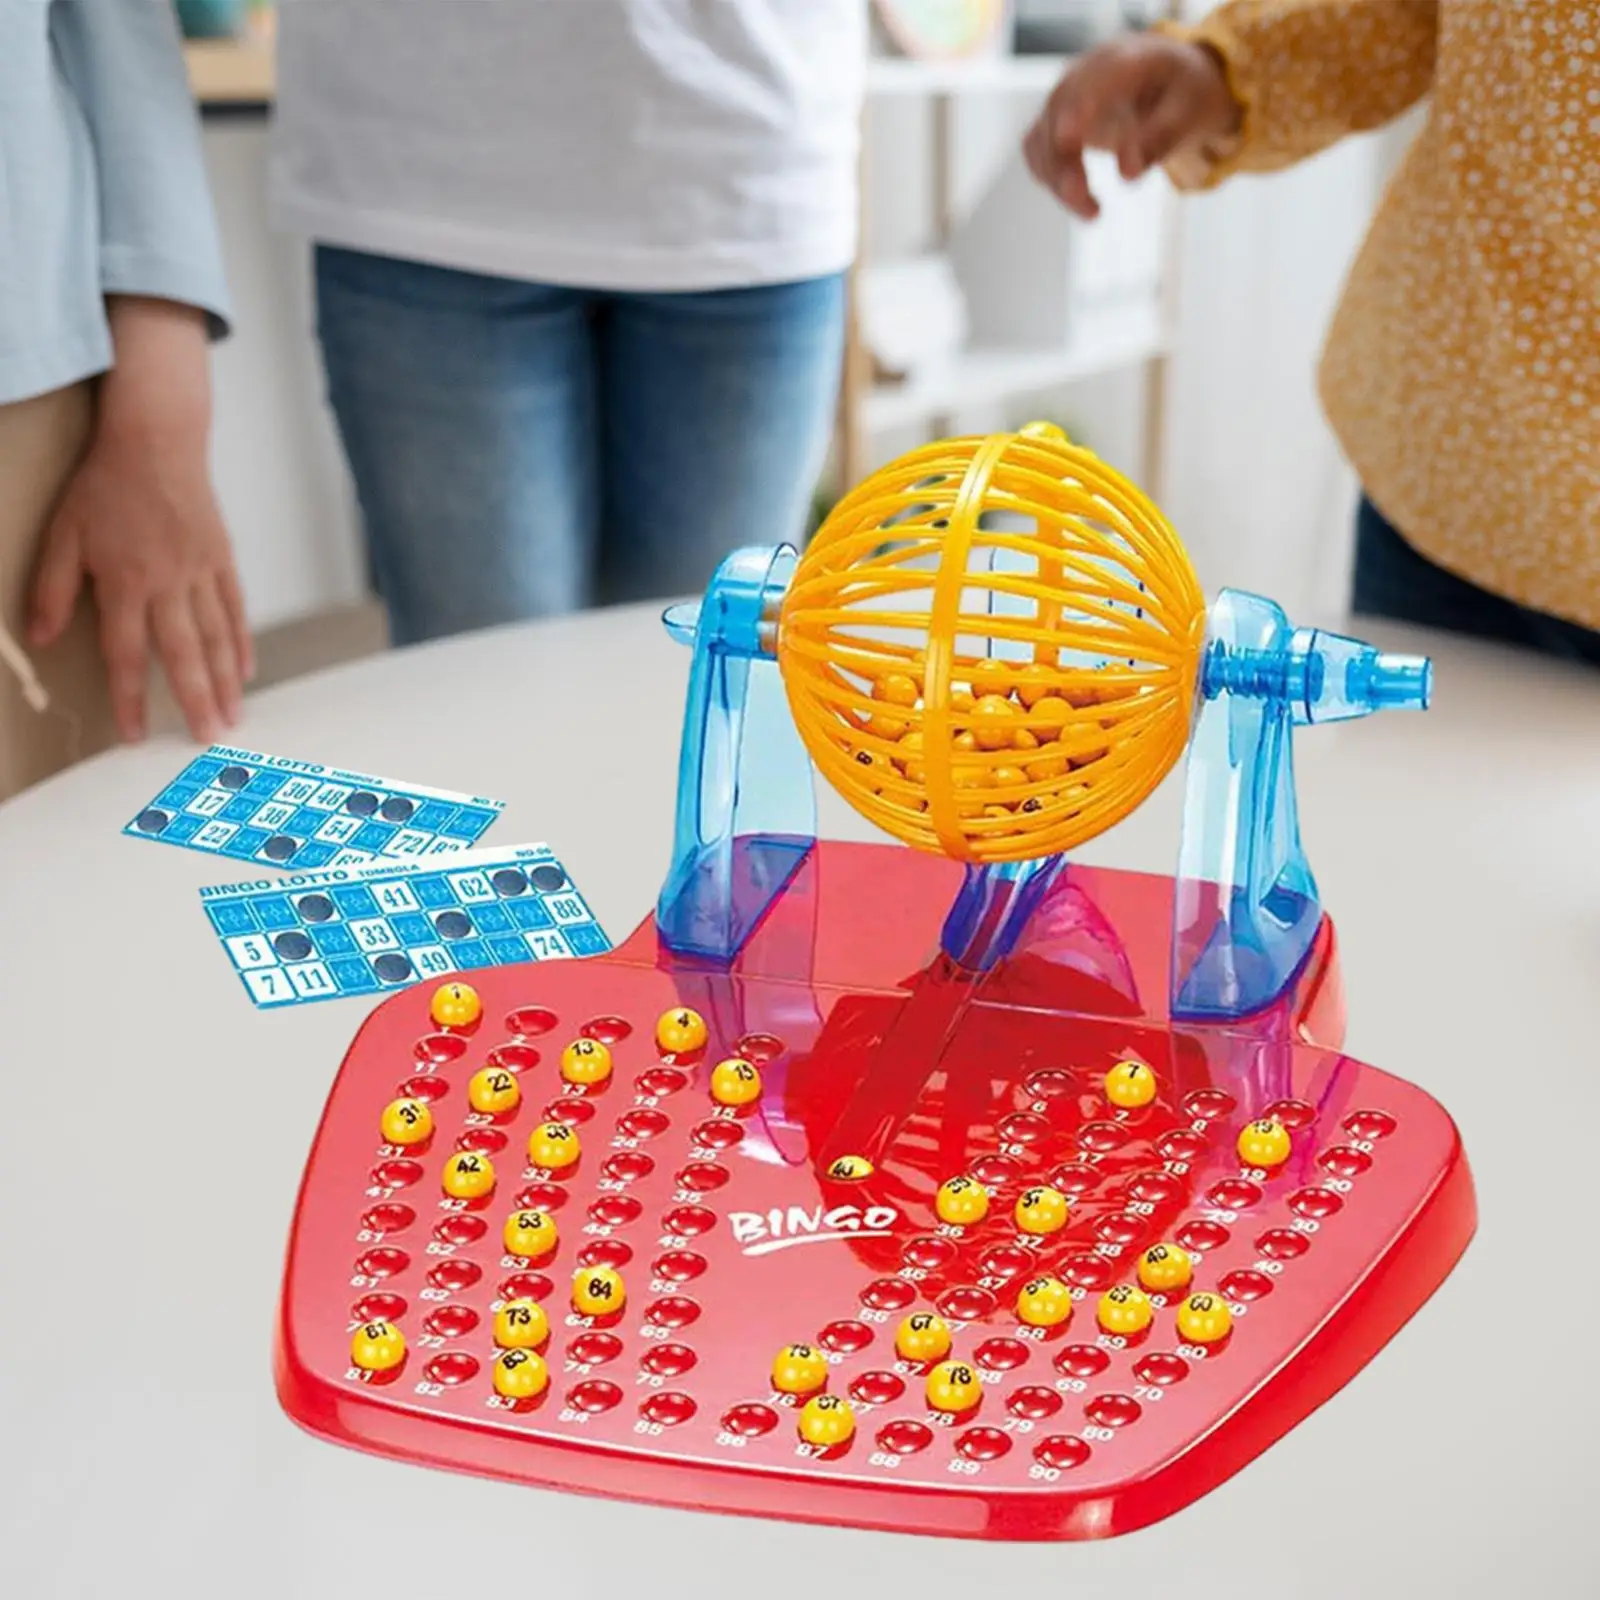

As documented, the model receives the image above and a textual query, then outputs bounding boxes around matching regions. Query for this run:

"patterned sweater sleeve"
[1159,1,1440,187]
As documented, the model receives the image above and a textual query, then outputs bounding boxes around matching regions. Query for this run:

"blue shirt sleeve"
[49,0,234,338]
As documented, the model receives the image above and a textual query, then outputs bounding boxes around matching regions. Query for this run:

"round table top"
[2,602,1596,1599]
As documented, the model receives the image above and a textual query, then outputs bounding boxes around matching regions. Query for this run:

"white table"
[2,603,1597,1599]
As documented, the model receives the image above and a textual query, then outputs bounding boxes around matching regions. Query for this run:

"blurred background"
[176,0,1420,690]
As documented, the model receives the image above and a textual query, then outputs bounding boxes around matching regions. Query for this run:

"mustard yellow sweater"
[1167,1,1598,628]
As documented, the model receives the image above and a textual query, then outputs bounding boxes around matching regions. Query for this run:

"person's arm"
[33,0,250,744]
[49,0,233,331]
[1024,1,1438,220]
[1161,0,1440,187]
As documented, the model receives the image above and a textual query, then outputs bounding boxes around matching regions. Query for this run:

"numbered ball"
[655,1008,708,1056]
[572,1266,626,1317]
[797,1394,855,1447]
[875,672,921,709]
[1014,1185,1070,1235]
[380,1097,433,1147]
[561,1038,613,1086]
[1097,1283,1154,1335]
[429,982,481,1029]
[1015,662,1060,708]
[492,1347,549,1400]
[935,1175,990,1226]
[1136,1242,1193,1294]
[970,659,1013,701]
[350,1319,406,1372]
[468,1067,521,1116]
[502,1208,558,1259]
[893,1312,952,1363]
[771,1343,829,1395]
[972,694,1019,751]
[494,1297,551,1350]
[527,1121,580,1171]
[1177,1292,1233,1345]
[1016,1276,1074,1329]
[1237,1117,1292,1169]
[925,1359,982,1414]
[1105,1061,1157,1108]
[710,1057,762,1107]
[441,1150,495,1200]
[825,1154,874,1181]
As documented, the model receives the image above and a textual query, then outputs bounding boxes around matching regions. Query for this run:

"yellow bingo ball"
[935,1175,990,1226]
[771,1343,829,1395]
[1016,1275,1074,1329]
[468,1067,521,1116]
[430,982,481,1029]
[492,1347,549,1400]
[1136,1242,1193,1294]
[710,1057,762,1107]
[380,1097,433,1147]
[1014,1185,1070,1235]
[1097,1284,1154,1335]
[1237,1117,1292,1169]
[926,1359,982,1414]
[527,1121,580,1171]
[1177,1292,1234,1345]
[572,1266,625,1317]
[655,1008,708,1056]
[441,1150,495,1200]
[894,1312,952,1363]
[494,1297,551,1350]
[560,1038,613,1086]
[502,1208,557,1259]
[350,1318,406,1372]
[825,1154,874,1181]
[798,1394,855,1447]
[1105,1061,1157,1109]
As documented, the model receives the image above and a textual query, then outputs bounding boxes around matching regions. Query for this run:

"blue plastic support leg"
[1171,588,1431,1021]
[939,857,1067,973]
[656,546,816,961]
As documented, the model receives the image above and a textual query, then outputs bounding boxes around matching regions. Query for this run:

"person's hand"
[28,296,253,744]
[1023,34,1240,219]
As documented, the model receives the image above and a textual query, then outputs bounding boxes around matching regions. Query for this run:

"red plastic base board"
[275,842,1475,1540]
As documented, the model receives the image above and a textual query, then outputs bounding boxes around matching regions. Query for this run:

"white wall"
[202,118,366,633]
[1158,136,1388,623]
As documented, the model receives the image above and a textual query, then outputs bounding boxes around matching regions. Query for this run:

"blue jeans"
[313,246,846,645]
[1352,494,1600,665]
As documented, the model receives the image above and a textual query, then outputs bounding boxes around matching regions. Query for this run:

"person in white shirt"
[270,0,866,645]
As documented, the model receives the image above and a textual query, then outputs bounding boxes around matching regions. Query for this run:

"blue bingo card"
[126,745,504,869]
[201,843,611,1009]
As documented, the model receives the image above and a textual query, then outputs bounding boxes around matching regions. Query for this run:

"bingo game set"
[254,424,1474,1540]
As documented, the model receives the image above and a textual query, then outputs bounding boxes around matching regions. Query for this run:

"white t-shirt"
[268,0,866,292]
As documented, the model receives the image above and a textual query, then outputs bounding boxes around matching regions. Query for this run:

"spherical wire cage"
[777,423,1209,865]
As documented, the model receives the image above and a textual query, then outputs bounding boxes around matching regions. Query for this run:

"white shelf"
[863,325,1167,433]
[865,53,1070,96]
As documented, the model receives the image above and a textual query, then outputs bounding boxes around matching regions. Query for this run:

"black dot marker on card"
[135,809,170,834]
[217,766,251,791]
[297,893,336,923]
[273,931,315,961]
[435,910,473,940]
[529,865,566,893]
[374,952,413,983]
[492,869,529,897]
[345,792,380,818]
[262,834,300,862]
[379,797,415,823]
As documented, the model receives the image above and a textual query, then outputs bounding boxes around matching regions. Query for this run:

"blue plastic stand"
[656,546,815,961]
[658,549,1430,1024]
[1170,588,1430,1019]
